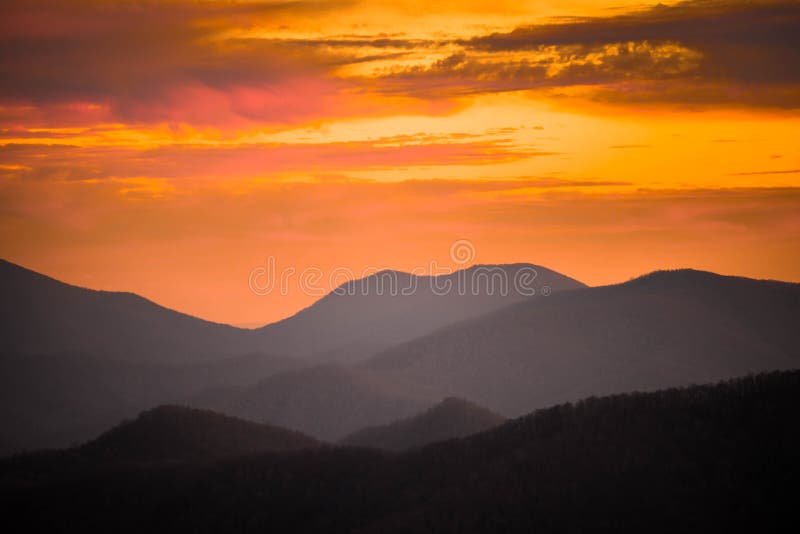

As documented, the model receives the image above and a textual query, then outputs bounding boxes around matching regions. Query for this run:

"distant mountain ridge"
[251,263,586,363]
[0,259,584,365]
[340,397,506,450]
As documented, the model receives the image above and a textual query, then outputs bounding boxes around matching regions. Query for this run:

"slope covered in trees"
[3,371,797,533]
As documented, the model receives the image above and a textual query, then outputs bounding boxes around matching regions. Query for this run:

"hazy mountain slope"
[0,351,305,456]
[0,259,262,363]
[198,365,430,441]
[3,371,797,533]
[362,269,800,416]
[1,259,584,366]
[78,405,319,462]
[253,264,585,363]
[340,397,506,450]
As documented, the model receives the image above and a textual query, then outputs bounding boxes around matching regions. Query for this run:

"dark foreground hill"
[78,405,319,462]
[340,397,506,450]
[3,371,798,533]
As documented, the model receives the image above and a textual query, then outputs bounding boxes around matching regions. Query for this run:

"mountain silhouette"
[340,397,506,450]
[252,264,585,363]
[0,259,260,363]
[360,269,800,416]
[78,405,319,462]
[3,371,797,532]
[0,259,583,366]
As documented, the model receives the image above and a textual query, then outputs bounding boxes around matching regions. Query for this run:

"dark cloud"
[0,0,361,121]
[374,40,702,98]
[371,1,800,106]
[271,36,439,49]
[458,1,800,101]
[467,1,797,50]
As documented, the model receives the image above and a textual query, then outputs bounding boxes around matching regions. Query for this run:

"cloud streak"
[0,137,549,183]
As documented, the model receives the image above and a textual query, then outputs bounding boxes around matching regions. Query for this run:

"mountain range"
[1,259,582,365]
[1,258,799,453]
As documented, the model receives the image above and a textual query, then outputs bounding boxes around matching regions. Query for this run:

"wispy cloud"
[727,169,800,176]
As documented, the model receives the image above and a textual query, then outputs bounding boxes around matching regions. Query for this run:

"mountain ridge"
[0,258,259,363]
[251,262,586,363]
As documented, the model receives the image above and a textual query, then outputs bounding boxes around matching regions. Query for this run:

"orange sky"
[1,0,799,325]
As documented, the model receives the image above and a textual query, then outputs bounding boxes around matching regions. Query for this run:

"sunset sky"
[1,0,798,325]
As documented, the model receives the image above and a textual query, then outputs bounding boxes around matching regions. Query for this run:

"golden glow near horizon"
[1,0,798,324]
